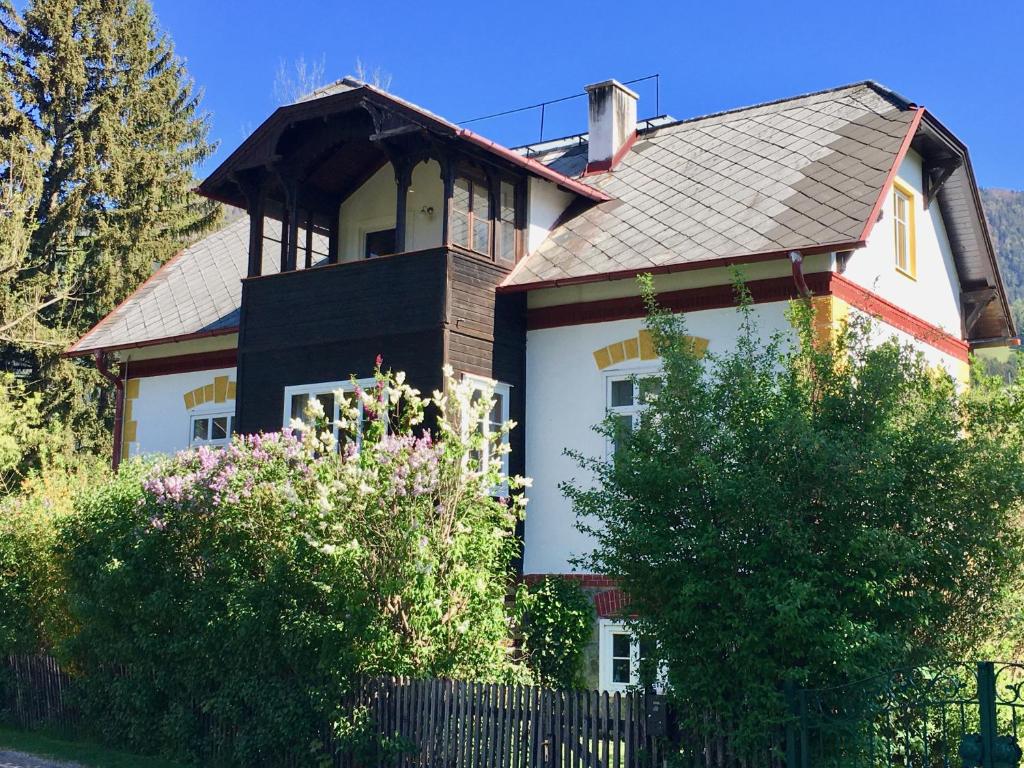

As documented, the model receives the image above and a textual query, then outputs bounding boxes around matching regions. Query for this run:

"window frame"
[892,179,917,279]
[463,373,512,495]
[605,366,662,458]
[599,620,643,692]
[189,411,235,448]
[448,170,523,264]
[282,378,377,448]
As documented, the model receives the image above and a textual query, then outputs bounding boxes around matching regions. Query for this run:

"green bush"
[0,452,108,655]
[57,367,528,766]
[516,576,593,689]
[567,277,1024,753]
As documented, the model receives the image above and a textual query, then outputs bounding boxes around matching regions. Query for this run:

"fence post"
[978,662,998,768]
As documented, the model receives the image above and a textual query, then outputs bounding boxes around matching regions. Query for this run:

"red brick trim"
[594,589,632,619]
[126,349,238,379]
[522,573,618,588]
[830,274,969,361]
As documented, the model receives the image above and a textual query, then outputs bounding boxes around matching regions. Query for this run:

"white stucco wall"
[527,178,575,255]
[337,159,444,260]
[842,149,962,336]
[522,301,795,576]
[127,367,237,457]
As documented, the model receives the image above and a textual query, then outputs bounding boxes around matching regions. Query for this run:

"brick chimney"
[584,79,639,174]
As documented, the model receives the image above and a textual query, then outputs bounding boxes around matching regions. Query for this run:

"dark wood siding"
[236,249,448,433]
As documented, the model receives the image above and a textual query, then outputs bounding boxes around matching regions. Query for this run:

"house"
[67,77,1013,690]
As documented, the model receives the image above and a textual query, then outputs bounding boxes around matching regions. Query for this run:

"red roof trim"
[499,240,863,293]
[65,245,190,356]
[858,107,925,244]
[65,326,239,358]
[456,128,610,202]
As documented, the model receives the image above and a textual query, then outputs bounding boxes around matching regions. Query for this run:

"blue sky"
[150,0,1024,189]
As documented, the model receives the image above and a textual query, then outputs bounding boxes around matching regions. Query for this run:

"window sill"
[895,265,917,281]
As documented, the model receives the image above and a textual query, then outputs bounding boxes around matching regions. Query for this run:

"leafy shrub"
[0,452,108,655]
[567,277,1024,753]
[516,576,593,689]
[57,367,528,766]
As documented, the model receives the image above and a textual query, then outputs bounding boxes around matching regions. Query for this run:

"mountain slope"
[981,188,1024,309]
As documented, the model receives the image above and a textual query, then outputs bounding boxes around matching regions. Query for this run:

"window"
[451,175,493,256]
[282,378,376,449]
[190,413,234,448]
[893,181,916,278]
[465,375,511,494]
[599,621,658,692]
[364,228,396,259]
[496,181,517,263]
[607,372,662,454]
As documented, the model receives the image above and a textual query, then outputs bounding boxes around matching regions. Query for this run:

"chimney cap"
[584,79,640,100]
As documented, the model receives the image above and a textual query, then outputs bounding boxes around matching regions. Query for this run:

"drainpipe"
[95,350,124,471]
[789,250,811,299]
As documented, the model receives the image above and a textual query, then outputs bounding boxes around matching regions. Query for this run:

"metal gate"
[791,662,1024,767]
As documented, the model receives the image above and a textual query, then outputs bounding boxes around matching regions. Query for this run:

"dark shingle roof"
[69,217,279,354]
[504,82,915,287]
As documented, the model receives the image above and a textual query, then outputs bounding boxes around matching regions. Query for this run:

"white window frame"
[599,620,643,692]
[189,411,235,448]
[605,366,661,457]
[282,378,376,447]
[464,374,511,495]
[598,619,666,693]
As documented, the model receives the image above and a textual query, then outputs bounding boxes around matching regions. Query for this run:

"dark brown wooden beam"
[923,157,961,209]
[328,212,340,264]
[394,158,413,253]
[232,169,268,277]
[304,209,314,269]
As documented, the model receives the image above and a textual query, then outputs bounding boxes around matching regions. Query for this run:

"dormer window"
[452,175,491,256]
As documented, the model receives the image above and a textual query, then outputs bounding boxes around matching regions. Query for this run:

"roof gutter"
[498,240,862,293]
[65,325,240,359]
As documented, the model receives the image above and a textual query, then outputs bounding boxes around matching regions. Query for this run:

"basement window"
[599,621,658,692]
[893,181,916,278]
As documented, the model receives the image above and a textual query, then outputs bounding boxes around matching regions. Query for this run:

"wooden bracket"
[962,287,998,336]
[923,156,962,209]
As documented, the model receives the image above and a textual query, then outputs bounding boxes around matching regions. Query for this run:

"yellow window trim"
[892,179,917,280]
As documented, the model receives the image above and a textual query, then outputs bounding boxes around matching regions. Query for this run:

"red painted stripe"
[527,273,832,330]
[527,270,969,362]
[126,348,237,379]
[858,107,925,244]
[830,273,969,361]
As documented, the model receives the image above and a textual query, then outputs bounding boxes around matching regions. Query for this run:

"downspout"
[95,350,124,471]
[789,250,812,299]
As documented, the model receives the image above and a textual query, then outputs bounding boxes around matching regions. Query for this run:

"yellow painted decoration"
[121,379,141,459]
[214,375,229,403]
[182,377,238,409]
[593,330,709,370]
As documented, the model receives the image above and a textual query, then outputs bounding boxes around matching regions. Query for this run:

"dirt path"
[0,752,80,768]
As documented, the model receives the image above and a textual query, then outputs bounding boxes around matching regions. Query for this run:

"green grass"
[0,726,186,767]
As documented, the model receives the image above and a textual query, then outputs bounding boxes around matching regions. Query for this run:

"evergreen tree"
[0,0,218,463]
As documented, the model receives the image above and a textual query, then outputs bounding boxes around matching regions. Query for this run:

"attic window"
[893,181,916,278]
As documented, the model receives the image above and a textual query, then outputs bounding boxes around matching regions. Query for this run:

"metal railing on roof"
[457,74,661,145]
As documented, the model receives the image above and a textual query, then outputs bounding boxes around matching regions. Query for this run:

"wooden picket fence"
[1,656,667,767]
